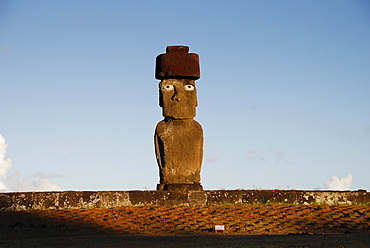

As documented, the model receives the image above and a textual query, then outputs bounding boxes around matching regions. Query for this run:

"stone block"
[206,190,244,205]
[129,191,156,206]
[155,46,200,80]
[188,191,207,206]
[96,191,130,208]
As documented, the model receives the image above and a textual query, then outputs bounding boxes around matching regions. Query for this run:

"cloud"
[324,174,352,191]
[271,150,285,163]
[31,177,62,191]
[0,181,7,191]
[0,135,13,182]
[6,172,62,192]
[245,149,290,164]
[245,150,266,162]
[0,134,62,192]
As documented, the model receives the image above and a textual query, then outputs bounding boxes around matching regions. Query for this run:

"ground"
[1,204,370,247]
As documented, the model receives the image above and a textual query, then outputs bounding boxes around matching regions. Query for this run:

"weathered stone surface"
[159,79,198,119]
[243,190,301,204]
[59,191,98,208]
[11,192,34,210]
[188,191,207,206]
[155,119,203,185]
[32,192,59,209]
[154,46,203,190]
[96,191,130,208]
[157,183,203,191]
[156,191,189,206]
[155,46,200,80]
[1,190,369,210]
[207,190,245,205]
[0,193,13,209]
[129,191,156,206]
[299,190,367,205]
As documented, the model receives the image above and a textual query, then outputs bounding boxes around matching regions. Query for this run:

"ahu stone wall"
[0,190,369,211]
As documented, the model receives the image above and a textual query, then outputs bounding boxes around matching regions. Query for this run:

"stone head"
[155,45,200,119]
[159,78,198,119]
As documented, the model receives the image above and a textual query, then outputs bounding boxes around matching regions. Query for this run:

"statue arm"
[154,125,163,170]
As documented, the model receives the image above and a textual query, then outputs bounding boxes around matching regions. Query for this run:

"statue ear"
[159,90,163,107]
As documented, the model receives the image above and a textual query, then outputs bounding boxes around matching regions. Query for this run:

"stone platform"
[0,189,369,211]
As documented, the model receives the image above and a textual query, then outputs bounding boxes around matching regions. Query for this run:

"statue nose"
[172,89,184,102]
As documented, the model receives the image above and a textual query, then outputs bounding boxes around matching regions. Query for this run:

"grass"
[1,204,370,247]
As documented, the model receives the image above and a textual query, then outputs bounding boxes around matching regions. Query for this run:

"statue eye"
[184,85,195,91]
[162,85,174,91]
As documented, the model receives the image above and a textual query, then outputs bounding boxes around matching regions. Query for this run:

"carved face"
[159,79,198,119]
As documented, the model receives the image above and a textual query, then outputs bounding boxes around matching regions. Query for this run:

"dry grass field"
[1,204,370,247]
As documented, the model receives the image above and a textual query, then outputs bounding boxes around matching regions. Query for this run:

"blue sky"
[1,0,369,191]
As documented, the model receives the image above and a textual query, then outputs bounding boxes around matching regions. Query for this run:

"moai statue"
[154,46,203,191]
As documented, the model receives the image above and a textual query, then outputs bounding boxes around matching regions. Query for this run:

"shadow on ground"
[1,205,370,247]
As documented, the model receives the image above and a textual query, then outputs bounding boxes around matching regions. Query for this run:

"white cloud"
[6,172,62,192]
[0,135,13,190]
[324,174,352,191]
[0,181,8,191]
[0,135,13,178]
[31,177,62,191]
[0,134,62,192]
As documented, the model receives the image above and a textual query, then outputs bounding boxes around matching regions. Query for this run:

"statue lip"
[164,117,194,121]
